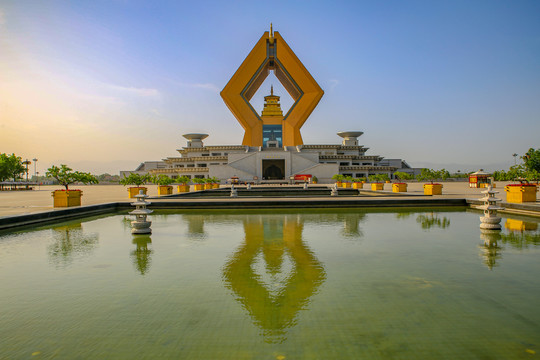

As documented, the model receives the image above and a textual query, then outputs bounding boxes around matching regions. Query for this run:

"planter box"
[158,185,173,196]
[194,184,204,191]
[371,183,384,191]
[204,183,213,190]
[342,182,351,188]
[52,190,82,207]
[352,182,363,189]
[424,183,442,195]
[392,183,407,193]
[212,183,220,189]
[177,184,190,193]
[128,187,147,198]
[385,180,391,183]
[505,184,537,203]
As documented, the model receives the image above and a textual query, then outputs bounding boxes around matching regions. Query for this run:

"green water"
[1,208,539,359]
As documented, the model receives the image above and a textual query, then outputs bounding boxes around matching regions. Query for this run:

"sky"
[1,0,539,175]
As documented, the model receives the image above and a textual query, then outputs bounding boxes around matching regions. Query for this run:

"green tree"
[522,148,540,172]
[0,153,26,181]
[177,175,191,185]
[46,165,99,190]
[120,173,151,187]
[152,174,174,186]
[393,171,413,181]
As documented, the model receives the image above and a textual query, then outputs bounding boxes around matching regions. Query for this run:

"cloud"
[329,79,340,91]
[107,84,160,97]
[168,79,220,93]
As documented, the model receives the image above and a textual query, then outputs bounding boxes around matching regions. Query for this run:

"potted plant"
[392,171,413,193]
[211,177,221,189]
[153,174,174,196]
[368,174,384,191]
[120,173,151,198]
[341,175,353,188]
[191,177,205,191]
[203,177,214,190]
[416,169,443,195]
[332,174,344,187]
[352,178,364,189]
[505,179,538,203]
[312,175,318,184]
[177,175,191,193]
[46,165,98,207]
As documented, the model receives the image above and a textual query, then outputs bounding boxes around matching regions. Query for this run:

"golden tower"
[221,25,324,147]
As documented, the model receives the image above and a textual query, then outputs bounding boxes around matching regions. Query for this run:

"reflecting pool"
[1,209,539,359]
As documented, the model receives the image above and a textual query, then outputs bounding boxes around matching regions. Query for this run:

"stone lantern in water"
[479,185,503,230]
[130,190,153,234]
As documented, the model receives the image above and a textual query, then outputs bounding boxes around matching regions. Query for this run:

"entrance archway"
[262,160,285,180]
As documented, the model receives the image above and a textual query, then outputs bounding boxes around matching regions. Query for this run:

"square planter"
[212,183,220,189]
[194,184,204,191]
[371,183,384,191]
[352,182,363,189]
[341,182,351,188]
[392,183,407,193]
[177,184,190,193]
[424,183,442,195]
[158,185,173,196]
[128,187,147,198]
[52,190,82,207]
[204,183,213,190]
[504,184,537,203]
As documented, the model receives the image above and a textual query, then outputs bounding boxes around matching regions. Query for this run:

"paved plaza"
[1,181,536,218]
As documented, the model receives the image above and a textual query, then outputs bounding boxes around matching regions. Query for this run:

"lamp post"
[32,158,38,179]
[22,159,31,182]
[512,153,518,166]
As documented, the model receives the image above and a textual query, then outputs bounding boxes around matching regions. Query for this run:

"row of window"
[174,163,227,168]
[198,153,228,157]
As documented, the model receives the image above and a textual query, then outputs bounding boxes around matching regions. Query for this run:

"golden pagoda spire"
[261,86,283,117]
[269,23,274,44]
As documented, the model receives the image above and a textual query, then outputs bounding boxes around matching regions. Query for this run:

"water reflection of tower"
[131,235,153,275]
[222,214,326,343]
[479,229,502,270]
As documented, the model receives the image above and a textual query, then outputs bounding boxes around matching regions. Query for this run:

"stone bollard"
[331,184,339,197]
[479,185,503,230]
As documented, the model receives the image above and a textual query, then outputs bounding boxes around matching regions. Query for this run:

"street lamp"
[32,158,38,179]
[22,159,32,182]
[512,153,518,166]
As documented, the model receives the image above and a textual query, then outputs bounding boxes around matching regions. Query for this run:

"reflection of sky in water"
[0,209,539,359]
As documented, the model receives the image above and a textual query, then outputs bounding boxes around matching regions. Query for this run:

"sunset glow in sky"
[1,1,539,174]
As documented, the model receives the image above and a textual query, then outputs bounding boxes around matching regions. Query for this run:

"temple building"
[121,26,420,183]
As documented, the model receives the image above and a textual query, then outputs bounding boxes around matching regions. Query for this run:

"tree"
[393,171,413,181]
[152,174,174,186]
[177,175,191,185]
[46,165,98,190]
[522,148,540,173]
[120,173,151,187]
[0,153,25,181]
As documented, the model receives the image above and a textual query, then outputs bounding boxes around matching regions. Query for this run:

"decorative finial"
[270,23,273,37]
[271,85,273,96]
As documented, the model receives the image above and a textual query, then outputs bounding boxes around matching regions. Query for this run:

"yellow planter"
[342,182,351,188]
[385,180,391,183]
[392,183,407,193]
[335,182,342,187]
[158,185,173,196]
[371,183,384,191]
[423,183,442,195]
[52,190,82,207]
[194,184,204,191]
[212,183,220,189]
[177,184,190,193]
[128,187,147,198]
[204,183,213,190]
[352,182,363,189]
[504,185,537,203]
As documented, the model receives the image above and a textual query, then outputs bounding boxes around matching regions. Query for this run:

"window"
[202,153,210,156]
[187,164,195,168]
[262,125,282,148]
[198,164,207,168]
[339,162,349,166]
[211,153,221,156]
[194,175,205,179]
